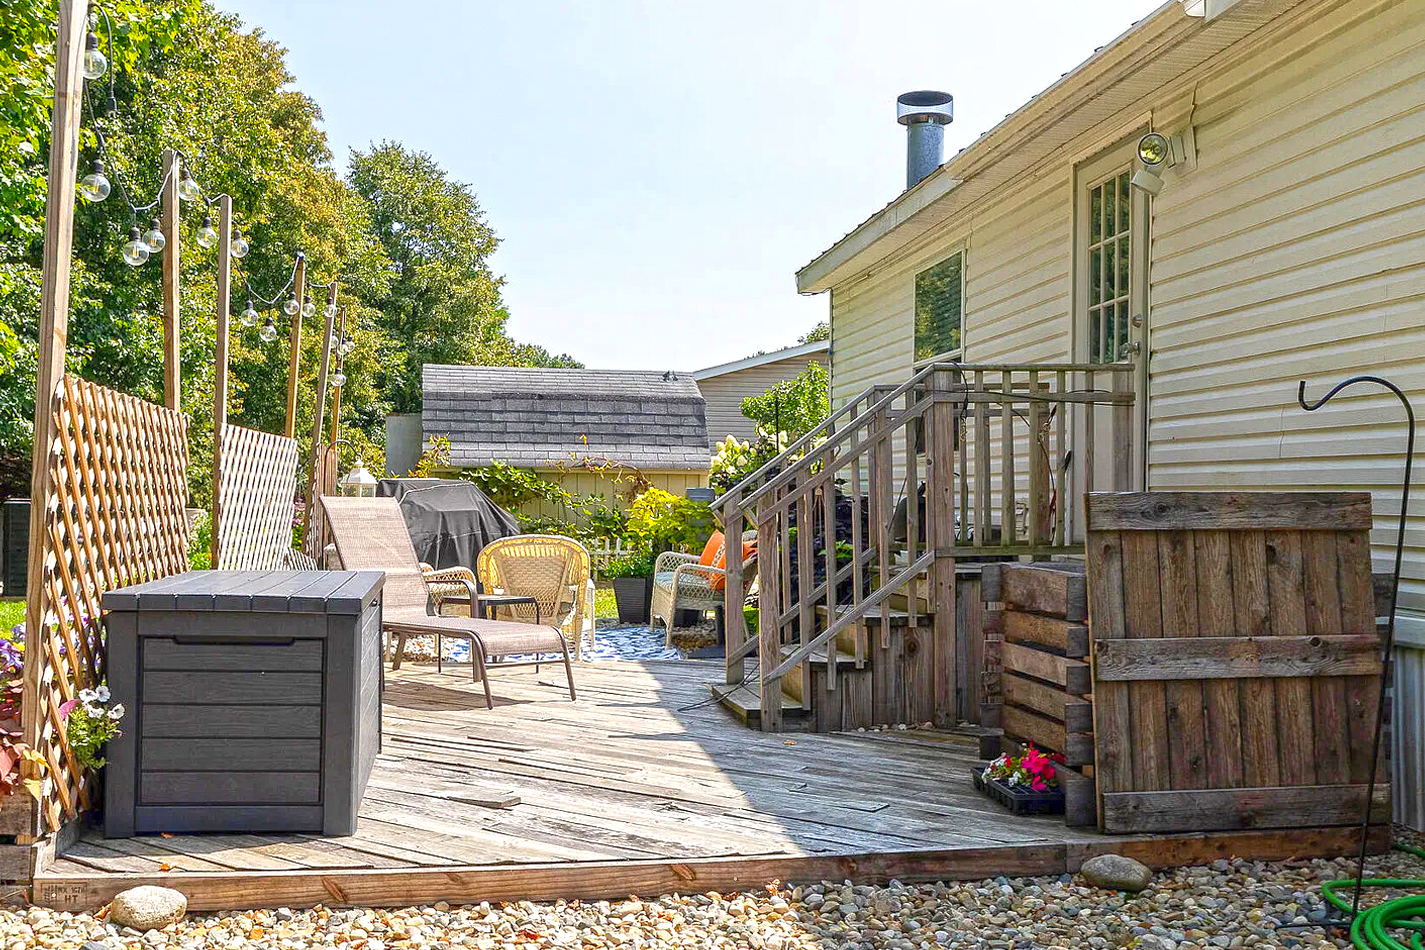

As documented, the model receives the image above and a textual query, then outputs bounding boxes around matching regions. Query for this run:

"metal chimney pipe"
[897,91,954,189]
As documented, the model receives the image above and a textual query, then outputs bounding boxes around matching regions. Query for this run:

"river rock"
[108,886,187,931]
[1079,854,1153,892]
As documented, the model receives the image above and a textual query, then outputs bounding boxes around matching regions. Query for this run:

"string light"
[177,167,201,202]
[230,229,250,259]
[82,33,107,80]
[340,336,355,357]
[259,315,279,342]
[323,302,338,319]
[301,295,316,319]
[121,227,149,266]
[196,215,218,249]
[142,218,165,253]
[283,296,300,317]
[330,370,347,389]
[240,300,258,328]
[79,160,110,202]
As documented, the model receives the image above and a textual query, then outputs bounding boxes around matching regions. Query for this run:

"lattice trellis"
[214,423,299,569]
[28,376,190,832]
[304,443,341,559]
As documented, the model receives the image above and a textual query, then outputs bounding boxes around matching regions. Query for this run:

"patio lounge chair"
[650,531,757,645]
[476,535,592,658]
[321,495,576,708]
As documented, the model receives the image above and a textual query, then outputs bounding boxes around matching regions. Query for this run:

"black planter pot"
[972,767,1065,816]
[612,575,653,624]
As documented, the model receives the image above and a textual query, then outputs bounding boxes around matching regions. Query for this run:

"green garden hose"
[1321,843,1425,950]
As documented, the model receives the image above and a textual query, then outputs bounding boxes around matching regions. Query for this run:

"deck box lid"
[103,570,384,615]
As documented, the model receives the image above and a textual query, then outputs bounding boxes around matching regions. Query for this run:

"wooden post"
[304,283,337,536]
[210,194,233,567]
[722,493,746,686]
[330,306,346,446]
[284,253,306,439]
[757,495,783,732]
[160,148,181,411]
[927,369,958,727]
[23,0,91,836]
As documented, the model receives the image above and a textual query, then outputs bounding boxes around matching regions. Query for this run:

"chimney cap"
[897,90,954,126]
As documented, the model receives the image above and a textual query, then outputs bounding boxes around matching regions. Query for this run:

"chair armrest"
[655,550,700,574]
[424,565,477,585]
[673,562,724,585]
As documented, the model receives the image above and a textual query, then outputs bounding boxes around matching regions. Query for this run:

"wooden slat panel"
[1003,611,1089,657]
[1158,530,1207,790]
[1087,530,1132,794]
[1000,565,1087,621]
[1193,530,1243,789]
[215,423,300,571]
[1231,530,1280,788]
[1302,531,1350,786]
[1001,706,1092,767]
[1085,492,1373,531]
[1122,530,1170,791]
[141,738,320,772]
[1094,635,1381,681]
[1003,673,1093,732]
[1265,531,1316,786]
[1001,642,1090,694]
[1100,784,1389,834]
[1338,530,1382,783]
[141,772,320,805]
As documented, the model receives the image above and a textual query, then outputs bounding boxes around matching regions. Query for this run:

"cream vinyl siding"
[699,353,828,446]
[1146,0,1425,617]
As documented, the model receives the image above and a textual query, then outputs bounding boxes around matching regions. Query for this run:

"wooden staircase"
[707,360,1137,733]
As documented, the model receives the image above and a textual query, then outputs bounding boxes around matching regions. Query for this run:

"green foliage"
[625,488,713,553]
[64,688,125,772]
[188,509,211,570]
[709,434,778,495]
[741,361,830,444]
[0,2,583,501]
[465,460,570,509]
[799,321,830,344]
[603,550,655,579]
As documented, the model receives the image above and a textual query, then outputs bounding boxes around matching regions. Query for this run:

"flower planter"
[972,767,1065,816]
[612,575,653,624]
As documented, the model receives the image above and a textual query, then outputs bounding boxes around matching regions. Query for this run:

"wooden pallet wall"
[1085,492,1386,834]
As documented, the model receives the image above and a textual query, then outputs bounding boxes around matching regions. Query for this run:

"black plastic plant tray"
[972,767,1065,815]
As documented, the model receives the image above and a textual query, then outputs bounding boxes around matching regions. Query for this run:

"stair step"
[780,645,860,670]
[708,683,810,730]
[815,604,935,627]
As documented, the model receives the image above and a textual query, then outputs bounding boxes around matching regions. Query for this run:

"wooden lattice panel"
[304,443,340,559]
[215,424,299,570]
[30,376,190,832]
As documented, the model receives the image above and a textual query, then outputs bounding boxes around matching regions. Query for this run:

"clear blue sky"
[220,0,1159,371]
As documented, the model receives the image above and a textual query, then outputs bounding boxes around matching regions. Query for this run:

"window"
[1086,169,1133,363]
[914,251,964,362]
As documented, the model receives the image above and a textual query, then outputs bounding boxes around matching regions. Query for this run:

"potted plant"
[973,744,1066,815]
[605,550,656,624]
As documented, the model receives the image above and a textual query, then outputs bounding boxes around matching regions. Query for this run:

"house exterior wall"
[824,0,1424,625]
[486,468,710,524]
[698,351,829,446]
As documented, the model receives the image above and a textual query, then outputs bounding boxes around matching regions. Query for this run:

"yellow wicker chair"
[477,535,592,658]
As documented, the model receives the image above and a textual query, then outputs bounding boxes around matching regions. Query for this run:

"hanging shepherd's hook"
[1297,375,1415,927]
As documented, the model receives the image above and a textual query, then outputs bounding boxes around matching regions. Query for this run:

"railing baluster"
[905,406,920,629]
[1055,369,1067,547]
[974,370,989,548]
[822,468,838,692]
[756,494,782,731]
[723,492,745,686]
[1028,369,1043,549]
[875,403,893,650]
[796,489,813,706]
[848,404,865,669]
[1000,369,1015,548]
[1085,368,1097,502]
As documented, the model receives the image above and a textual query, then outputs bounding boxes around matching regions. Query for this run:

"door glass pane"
[1089,247,1102,306]
[1104,183,1117,239]
[1084,165,1134,364]
[1117,234,1130,294]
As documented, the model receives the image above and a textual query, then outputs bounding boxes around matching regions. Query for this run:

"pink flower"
[58,699,79,721]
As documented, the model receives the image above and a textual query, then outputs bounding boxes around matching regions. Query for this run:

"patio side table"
[102,570,384,837]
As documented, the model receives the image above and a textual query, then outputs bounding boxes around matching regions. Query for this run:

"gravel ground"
[6,840,1424,950]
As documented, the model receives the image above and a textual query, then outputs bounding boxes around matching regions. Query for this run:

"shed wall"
[699,352,828,446]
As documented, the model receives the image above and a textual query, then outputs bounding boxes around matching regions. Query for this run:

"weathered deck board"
[35,659,1383,911]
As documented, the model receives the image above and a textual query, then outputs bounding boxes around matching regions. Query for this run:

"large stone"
[1079,854,1153,892]
[108,885,187,931]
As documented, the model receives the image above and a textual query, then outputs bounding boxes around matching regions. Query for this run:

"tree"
[741,361,829,443]
[800,321,830,344]
[348,143,578,414]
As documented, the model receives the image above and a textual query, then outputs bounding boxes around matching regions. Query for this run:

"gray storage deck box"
[102,571,384,837]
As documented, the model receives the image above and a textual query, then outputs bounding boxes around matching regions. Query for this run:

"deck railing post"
[1113,365,1134,490]
[723,493,746,686]
[756,494,783,731]
[928,368,958,726]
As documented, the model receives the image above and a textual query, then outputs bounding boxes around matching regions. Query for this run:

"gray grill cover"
[376,478,518,571]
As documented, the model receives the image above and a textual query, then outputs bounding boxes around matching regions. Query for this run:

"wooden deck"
[34,659,1380,911]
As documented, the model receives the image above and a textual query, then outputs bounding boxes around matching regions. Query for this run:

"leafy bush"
[466,460,572,509]
[62,686,125,773]
[604,550,656,579]
[188,510,212,570]
[625,488,713,553]
[710,435,780,495]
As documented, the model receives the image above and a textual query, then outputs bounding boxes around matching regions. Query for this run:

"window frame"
[911,247,967,368]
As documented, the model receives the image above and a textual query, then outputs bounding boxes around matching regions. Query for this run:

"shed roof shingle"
[422,365,710,471]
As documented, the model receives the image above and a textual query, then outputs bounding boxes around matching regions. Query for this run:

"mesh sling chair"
[321,496,575,708]
[475,535,592,659]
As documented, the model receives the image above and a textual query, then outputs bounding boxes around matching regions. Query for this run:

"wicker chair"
[477,535,593,658]
[650,533,757,645]
[321,496,575,708]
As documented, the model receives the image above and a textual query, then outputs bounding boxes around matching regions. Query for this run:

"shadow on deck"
[33,660,1379,911]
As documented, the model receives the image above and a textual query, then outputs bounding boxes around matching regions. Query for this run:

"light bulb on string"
[259,316,279,343]
[230,229,250,259]
[177,167,201,202]
[82,33,107,80]
[240,300,258,328]
[301,296,316,319]
[196,216,218,249]
[122,227,150,267]
[323,303,337,319]
[330,371,347,389]
[79,160,110,202]
[142,218,165,253]
[283,297,300,317]
[340,337,355,357]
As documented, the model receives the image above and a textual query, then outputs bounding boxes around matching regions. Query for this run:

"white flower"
[83,703,102,719]
[1007,774,1022,786]
[107,703,125,721]
[94,685,110,703]
[78,688,96,704]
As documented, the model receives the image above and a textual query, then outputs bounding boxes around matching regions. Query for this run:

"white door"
[1073,139,1150,495]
